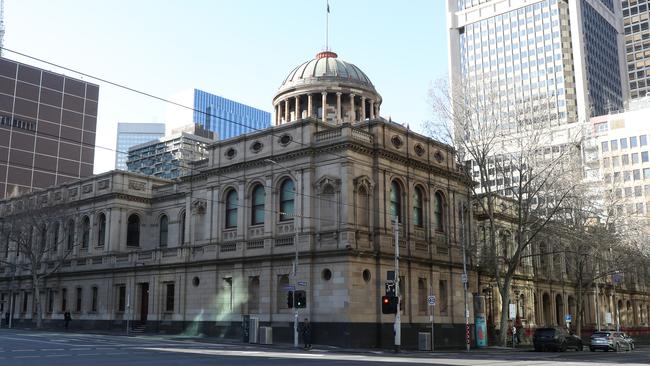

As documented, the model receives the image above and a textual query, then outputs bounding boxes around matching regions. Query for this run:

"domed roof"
[278,51,375,92]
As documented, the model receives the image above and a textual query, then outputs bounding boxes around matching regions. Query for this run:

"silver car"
[590,331,632,352]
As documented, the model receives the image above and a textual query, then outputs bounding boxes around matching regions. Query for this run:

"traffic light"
[295,290,307,308]
[382,295,398,314]
[287,291,294,308]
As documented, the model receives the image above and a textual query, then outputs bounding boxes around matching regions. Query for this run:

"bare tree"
[428,77,581,346]
[0,197,76,328]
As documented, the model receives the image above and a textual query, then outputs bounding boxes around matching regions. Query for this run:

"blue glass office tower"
[192,89,271,140]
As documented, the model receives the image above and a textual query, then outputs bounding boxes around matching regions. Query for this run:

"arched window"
[52,221,60,253]
[279,179,295,221]
[357,186,369,227]
[159,215,168,248]
[127,214,140,247]
[251,184,265,225]
[225,190,238,228]
[179,211,186,245]
[66,219,74,251]
[40,225,47,251]
[82,216,90,248]
[413,187,424,227]
[390,181,402,223]
[434,191,445,232]
[97,213,106,246]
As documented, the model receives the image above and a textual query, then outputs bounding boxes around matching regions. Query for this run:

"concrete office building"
[126,124,215,179]
[167,88,270,140]
[115,123,165,170]
[0,57,99,199]
[623,0,650,99]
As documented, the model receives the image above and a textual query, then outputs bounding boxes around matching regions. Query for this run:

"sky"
[5,0,449,174]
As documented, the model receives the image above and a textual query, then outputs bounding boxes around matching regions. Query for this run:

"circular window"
[391,135,403,149]
[192,277,200,287]
[322,268,332,281]
[225,148,237,159]
[362,269,371,283]
[414,144,425,156]
[279,134,292,146]
[251,141,263,153]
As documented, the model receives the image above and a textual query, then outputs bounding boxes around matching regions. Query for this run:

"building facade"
[115,123,165,170]
[623,0,650,100]
[0,57,99,199]
[167,88,271,140]
[125,124,215,179]
[447,0,628,125]
[1,51,648,349]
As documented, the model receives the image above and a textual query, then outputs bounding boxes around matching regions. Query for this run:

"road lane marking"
[12,349,36,352]
[45,354,71,357]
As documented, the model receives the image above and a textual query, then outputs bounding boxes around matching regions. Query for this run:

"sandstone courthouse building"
[1,52,649,348]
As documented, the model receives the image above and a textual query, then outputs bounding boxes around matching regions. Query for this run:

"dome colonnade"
[272,51,382,125]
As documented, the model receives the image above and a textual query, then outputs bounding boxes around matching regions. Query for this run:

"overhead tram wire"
[1,48,410,222]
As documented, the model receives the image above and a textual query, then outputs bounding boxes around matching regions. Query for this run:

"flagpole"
[326,0,329,51]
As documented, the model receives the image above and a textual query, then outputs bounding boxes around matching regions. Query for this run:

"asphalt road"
[0,329,649,366]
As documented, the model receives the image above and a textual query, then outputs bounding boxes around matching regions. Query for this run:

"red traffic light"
[381,295,398,314]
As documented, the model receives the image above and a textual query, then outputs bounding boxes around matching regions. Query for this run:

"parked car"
[533,327,583,352]
[621,333,635,350]
[589,331,632,352]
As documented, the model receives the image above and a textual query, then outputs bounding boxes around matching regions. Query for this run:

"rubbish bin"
[248,317,259,343]
[418,332,432,351]
[259,326,273,344]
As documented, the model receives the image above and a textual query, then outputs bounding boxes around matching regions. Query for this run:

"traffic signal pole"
[394,216,401,352]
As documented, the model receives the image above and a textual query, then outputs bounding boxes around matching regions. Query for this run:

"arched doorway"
[617,300,624,327]
[567,296,576,325]
[542,293,551,326]
[555,294,564,326]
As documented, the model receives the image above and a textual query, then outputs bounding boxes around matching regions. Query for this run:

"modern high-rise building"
[126,124,215,179]
[115,122,165,170]
[0,57,99,199]
[447,0,628,125]
[166,88,271,140]
[623,0,650,100]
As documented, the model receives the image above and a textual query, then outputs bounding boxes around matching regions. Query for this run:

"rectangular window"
[0,293,4,313]
[624,171,631,182]
[91,287,98,312]
[641,135,647,146]
[613,156,620,167]
[632,153,639,164]
[223,277,233,312]
[165,283,175,312]
[117,285,126,312]
[399,276,406,313]
[611,140,618,151]
[620,138,628,149]
[622,154,630,165]
[644,168,650,180]
[22,292,28,313]
[635,186,643,197]
[47,289,54,313]
[61,288,67,312]
[634,170,641,181]
[439,280,448,315]
[643,151,649,163]
[76,288,82,312]
[631,136,638,148]
[418,278,428,314]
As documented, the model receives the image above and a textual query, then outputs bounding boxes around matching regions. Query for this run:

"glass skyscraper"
[115,122,165,170]
[192,89,271,140]
[448,0,628,126]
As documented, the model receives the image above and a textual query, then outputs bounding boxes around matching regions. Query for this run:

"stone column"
[275,104,280,125]
[350,94,356,122]
[361,97,366,120]
[307,94,313,118]
[321,92,327,122]
[284,99,289,123]
[376,102,381,118]
[295,96,300,120]
[369,100,375,119]
[336,92,342,123]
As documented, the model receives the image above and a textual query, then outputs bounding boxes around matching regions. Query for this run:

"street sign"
[565,314,572,323]
[283,285,295,291]
[461,273,468,283]
[605,312,612,324]
[297,281,307,286]
[509,303,517,320]
[385,282,396,296]
[427,295,436,306]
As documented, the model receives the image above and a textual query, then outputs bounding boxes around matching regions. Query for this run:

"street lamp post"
[266,159,300,348]
[460,202,470,352]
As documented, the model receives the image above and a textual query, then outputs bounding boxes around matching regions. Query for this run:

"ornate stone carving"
[353,175,375,192]
[225,147,237,159]
[69,187,78,197]
[391,135,403,149]
[434,150,444,163]
[414,143,425,156]
[128,180,146,191]
[314,175,341,193]
[192,199,207,214]
[98,179,110,190]
[54,191,62,201]
[82,184,93,194]
[250,141,263,153]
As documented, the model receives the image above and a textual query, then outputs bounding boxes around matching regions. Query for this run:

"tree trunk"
[498,277,512,347]
[576,277,583,337]
[31,273,42,329]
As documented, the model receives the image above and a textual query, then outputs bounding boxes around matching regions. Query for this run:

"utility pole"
[460,203,470,352]
[394,216,401,352]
